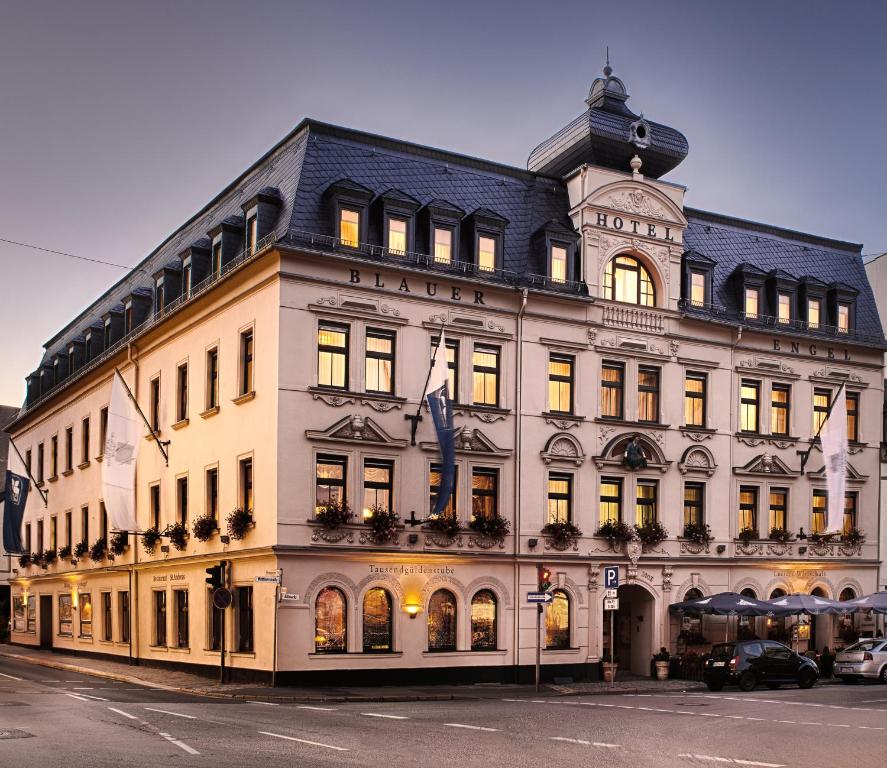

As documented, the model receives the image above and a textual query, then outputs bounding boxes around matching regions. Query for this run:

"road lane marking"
[362,712,409,719]
[861,699,887,703]
[247,701,279,706]
[551,736,591,745]
[145,707,197,719]
[858,725,884,730]
[260,731,348,751]
[73,687,94,690]
[678,754,784,767]
[297,705,338,711]
[826,724,850,728]
[159,732,200,755]
[594,743,621,748]
[65,693,96,703]
[0,672,23,681]
[108,707,138,720]
[75,693,109,701]
[444,723,498,732]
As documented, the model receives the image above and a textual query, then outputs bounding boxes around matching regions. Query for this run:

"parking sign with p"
[604,565,619,590]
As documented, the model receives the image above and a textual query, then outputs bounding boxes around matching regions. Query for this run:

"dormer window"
[838,304,850,333]
[387,216,407,256]
[744,287,759,318]
[826,282,857,334]
[550,244,568,283]
[477,235,497,272]
[103,318,112,349]
[468,208,507,273]
[690,270,705,305]
[807,298,821,329]
[434,226,453,263]
[84,332,92,362]
[777,293,791,324]
[182,258,192,299]
[211,237,222,277]
[339,208,360,248]
[154,277,165,316]
[246,212,258,255]
[68,346,76,374]
[604,255,655,306]
[124,300,134,333]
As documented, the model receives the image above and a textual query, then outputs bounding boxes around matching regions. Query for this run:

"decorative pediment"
[594,432,669,473]
[807,461,868,484]
[585,180,688,227]
[420,426,511,457]
[678,446,717,477]
[541,433,585,466]
[733,453,799,478]
[306,414,408,448]
[736,356,797,377]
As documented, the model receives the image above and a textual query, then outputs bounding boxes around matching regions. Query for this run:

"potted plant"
[89,538,107,562]
[167,522,188,551]
[768,527,792,543]
[314,499,353,530]
[424,515,462,539]
[635,520,668,547]
[365,504,400,544]
[601,650,618,682]
[596,520,635,546]
[653,647,670,680]
[73,540,89,559]
[738,527,758,543]
[682,522,713,545]
[192,514,218,542]
[110,531,129,556]
[468,514,511,541]
[542,520,583,548]
[57,544,72,560]
[226,507,254,540]
[142,527,161,554]
[42,548,57,566]
[18,553,31,568]
[842,527,865,545]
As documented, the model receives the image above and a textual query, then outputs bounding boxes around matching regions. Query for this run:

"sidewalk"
[0,644,710,702]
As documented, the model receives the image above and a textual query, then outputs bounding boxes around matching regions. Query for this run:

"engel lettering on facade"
[348,269,485,305]
[772,339,851,360]
[594,212,675,242]
[369,564,455,575]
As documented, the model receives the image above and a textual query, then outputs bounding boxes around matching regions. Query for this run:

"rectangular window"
[209,589,223,651]
[740,379,760,433]
[50,516,57,550]
[683,483,704,527]
[339,208,359,247]
[37,442,44,483]
[365,329,395,394]
[154,591,167,646]
[807,298,821,329]
[81,417,90,464]
[846,392,859,441]
[64,427,73,472]
[59,594,73,636]
[13,597,25,632]
[318,322,349,389]
[119,592,130,644]
[211,238,222,276]
[154,279,164,316]
[770,384,791,436]
[50,434,58,477]
[601,362,624,419]
[811,490,827,534]
[636,480,658,526]
[80,593,93,638]
[99,407,108,456]
[239,329,254,395]
[813,388,830,434]
[637,366,660,423]
[546,472,573,524]
[240,457,253,512]
[206,467,219,522]
[236,586,254,652]
[547,354,574,414]
[182,260,192,299]
[744,287,759,318]
[104,318,112,348]
[84,332,92,362]
[551,244,568,283]
[149,376,160,432]
[739,486,758,535]
[387,217,407,255]
[433,226,452,264]
[769,489,788,532]
[124,300,134,333]
[430,463,458,520]
[206,347,219,409]
[150,485,161,530]
[599,478,622,525]
[176,476,188,527]
[472,345,500,407]
[431,336,459,402]
[80,505,89,545]
[362,459,392,520]
[37,520,43,552]
[843,492,857,534]
[65,510,72,548]
[477,235,496,272]
[25,523,31,553]
[684,372,706,427]
[174,590,189,648]
[316,455,347,511]
[837,304,850,333]
[690,270,706,306]
[101,592,112,642]
[25,449,31,475]
[471,467,498,521]
[777,293,791,324]
[176,363,188,422]
[100,502,108,541]
[246,214,258,255]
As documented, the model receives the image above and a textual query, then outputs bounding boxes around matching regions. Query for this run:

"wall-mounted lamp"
[408,533,418,544]
[528,538,539,549]
[22,592,29,607]
[716,544,726,554]
[72,589,79,609]
[404,601,422,619]
[160,545,170,554]
[220,535,230,545]
[798,546,807,555]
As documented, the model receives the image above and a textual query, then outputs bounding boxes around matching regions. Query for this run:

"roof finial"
[603,46,612,77]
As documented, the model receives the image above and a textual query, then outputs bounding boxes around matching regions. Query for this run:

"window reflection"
[428,589,457,651]
[315,587,347,653]
[362,588,392,652]
[545,590,570,649]
[470,590,497,650]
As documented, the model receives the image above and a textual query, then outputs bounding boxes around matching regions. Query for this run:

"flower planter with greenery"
[653,647,670,680]
[768,527,792,543]
[596,520,635,547]
[468,515,511,541]
[226,507,254,540]
[542,520,583,549]
[424,515,462,539]
[73,540,89,559]
[110,532,129,556]
[314,500,353,530]
[90,538,107,562]
[365,505,400,544]
[42,548,57,566]
[142,527,161,554]
[18,553,31,568]
[167,522,188,551]
[842,527,865,545]
[57,544,72,560]
[192,514,218,542]
[682,522,713,545]
[635,520,667,547]
[737,527,758,543]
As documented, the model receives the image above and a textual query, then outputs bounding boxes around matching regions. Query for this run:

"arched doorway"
[838,587,858,646]
[767,589,787,642]
[614,584,655,676]
[738,588,759,640]
[809,587,829,652]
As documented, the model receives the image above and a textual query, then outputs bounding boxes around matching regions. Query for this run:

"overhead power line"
[0,236,143,272]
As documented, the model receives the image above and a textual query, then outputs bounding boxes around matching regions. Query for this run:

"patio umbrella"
[843,591,887,615]
[669,591,790,617]
[767,594,851,615]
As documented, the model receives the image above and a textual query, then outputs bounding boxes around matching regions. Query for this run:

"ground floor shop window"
[236,586,253,652]
[154,591,167,647]
[174,590,189,648]
[79,593,92,638]
[119,592,130,644]
[58,594,73,636]
[13,597,25,632]
[101,592,112,641]
[362,588,392,652]
[470,590,497,650]
[315,587,347,653]
[208,590,223,651]
[545,590,570,649]
[428,589,457,651]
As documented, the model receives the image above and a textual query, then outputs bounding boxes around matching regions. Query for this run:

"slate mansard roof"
[23,116,884,412]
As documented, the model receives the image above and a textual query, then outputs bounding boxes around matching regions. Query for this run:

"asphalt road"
[1,656,886,768]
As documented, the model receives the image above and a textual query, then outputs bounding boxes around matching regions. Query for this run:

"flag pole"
[799,381,846,473]
[405,324,446,447]
[113,367,169,466]
[7,435,48,506]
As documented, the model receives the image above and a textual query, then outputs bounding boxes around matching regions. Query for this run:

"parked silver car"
[835,639,887,683]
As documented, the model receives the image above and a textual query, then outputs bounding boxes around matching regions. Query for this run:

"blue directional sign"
[604,566,619,589]
[527,591,553,604]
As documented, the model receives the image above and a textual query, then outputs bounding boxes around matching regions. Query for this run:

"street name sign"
[604,597,619,611]
[255,575,280,583]
[280,592,299,601]
[527,591,553,604]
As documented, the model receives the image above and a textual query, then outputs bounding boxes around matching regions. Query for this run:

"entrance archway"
[615,584,655,676]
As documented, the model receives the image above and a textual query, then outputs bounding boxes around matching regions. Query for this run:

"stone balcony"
[602,304,664,333]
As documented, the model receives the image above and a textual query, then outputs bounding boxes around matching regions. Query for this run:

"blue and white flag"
[820,385,848,534]
[426,332,456,517]
[2,470,30,554]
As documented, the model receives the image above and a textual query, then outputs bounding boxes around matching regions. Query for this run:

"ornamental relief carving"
[599,191,667,219]
[544,416,580,430]
[469,410,507,424]
[684,430,713,442]
[544,536,579,552]
[736,541,764,556]
[361,399,402,412]
[313,393,356,408]
[680,540,710,555]
[467,534,506,550]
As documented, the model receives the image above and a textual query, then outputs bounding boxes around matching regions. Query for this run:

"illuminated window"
[339,208,360,247]
[547,354,574,414]
[58,594,73,636]
[637,366,660,423]
[738,486,757,534]
[777,293,791,324]
[843,493,857,534]
[683,483,704,527]
[740,379,760,433]
[318,322,349,389]
[431,336,459,402]
[428,589,457,651]
[365,329,395,394]
[472,345,500,406]
[690,270,706,306]
[811,490,826,534]
[600,362,624,419]
[770,384,790,436]
[477,236,496,272]
[316,455,347,512]
[603,255,655,306]
[362,588,392,652]
[599,478,622,525]
[636,480,658,526]
[546,472,573,525]
[387,217,407,255]
[545,590,570,649]
[551,244,568,283]
[315,587,346,653]
[744,287,759,318]
[471,467,498,521]
[847,392,859,441]
[80,593,93,638]
[684,372,706,426]
[429,463,457,520]
[837,303,850,333]
[807,298,821,328]
[813,388,830,434]
[470,590,497,650]
[433,226,452,263]
[362,459,392,520]
[769,489,787,532]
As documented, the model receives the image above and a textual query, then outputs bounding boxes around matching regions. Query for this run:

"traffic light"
[205,563,223,590]
[538,565,552,591]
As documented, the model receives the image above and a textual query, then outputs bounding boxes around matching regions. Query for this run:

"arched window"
[685,587,704,600]
[470,590,497,650]
[545,589,570,649]
[770,588,786,599]
[740,588,757,599]
[362,588,392,653]
[603,255,655,306]
[428,589,457,651]
[839,587,856,602]
[315,587,347,653]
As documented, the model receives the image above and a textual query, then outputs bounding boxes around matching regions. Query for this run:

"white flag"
[101,371,142,532]
[429,330,449,396]
[819,385,847,534]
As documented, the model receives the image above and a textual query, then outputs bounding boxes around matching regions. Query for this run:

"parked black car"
[703,640,819,692]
